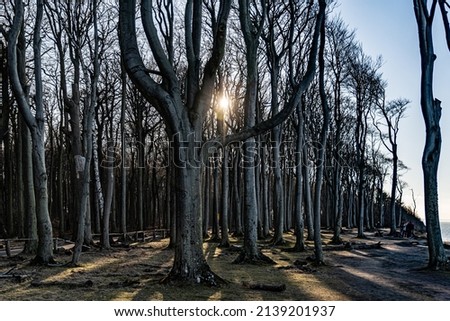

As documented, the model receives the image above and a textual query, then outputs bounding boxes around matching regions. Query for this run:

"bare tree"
[72,0,100,265]
[119,0,233,284]
[413,0,448,268]
[374,98,409,235]
[8,0,54,264]
[312,9,329,265]
[347,47,383,238]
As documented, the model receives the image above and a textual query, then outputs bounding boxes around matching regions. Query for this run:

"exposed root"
[233,251,276,265]
[329,236,343,245]
[270,238,287,246]
[160,265,228,287]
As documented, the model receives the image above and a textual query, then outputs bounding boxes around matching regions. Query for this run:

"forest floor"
[1,228,450,301]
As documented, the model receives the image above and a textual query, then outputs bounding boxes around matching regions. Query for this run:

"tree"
[119,0,233,284]
[312,9,329,265]
[71,0,100,265]
[413,0,448,268]
[347,47,383,238]
[325,18,355,244]
[8,0,54,264]
[374,98,409,235]
[119,0,326,282]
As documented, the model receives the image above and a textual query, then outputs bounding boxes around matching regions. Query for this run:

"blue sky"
[337,0,450,222]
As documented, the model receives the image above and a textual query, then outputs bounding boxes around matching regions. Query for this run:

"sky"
[337,0,450,222]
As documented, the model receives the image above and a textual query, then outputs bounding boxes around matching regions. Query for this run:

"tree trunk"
[101,139,115,249]
[120,64,127,237]
[203,164,211,238]
[303,147,314,241]
[389,147,398,234]
[413,0,447,268]
[163,136,221,284]
[8,0,54,264]
[292,103,305,251]
[312,17,329,265]
[72,0,99,264]
[92,133,104,235]
[232,152,243,236]
[219,147,230,247]
[21,120,38,254]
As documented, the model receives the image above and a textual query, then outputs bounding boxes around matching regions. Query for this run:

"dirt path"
[0,230,449,300]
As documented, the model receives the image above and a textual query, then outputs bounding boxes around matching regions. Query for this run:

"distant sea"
[441,222,450,242]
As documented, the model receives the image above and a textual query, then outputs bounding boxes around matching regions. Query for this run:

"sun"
[218,96,230,112]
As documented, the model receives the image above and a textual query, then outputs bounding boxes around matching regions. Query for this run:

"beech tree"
[413,0,449,268]
[374,98,409,235]
[8,0,54,264]
[347,47,383,238]
[119,0,233,284]
[119,0,326,282]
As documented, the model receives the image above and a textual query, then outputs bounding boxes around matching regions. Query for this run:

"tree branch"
[119,0,184,135]
[222,0,326,145]
[438,0,450,51]
[7,0,36,130]
[141,0,178,88]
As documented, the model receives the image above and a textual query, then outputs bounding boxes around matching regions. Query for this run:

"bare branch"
[438,0,450,51]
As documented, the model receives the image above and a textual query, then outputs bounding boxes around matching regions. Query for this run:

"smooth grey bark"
[120,0,232,284]
[15,29,26,240]
[203,163,211,238]
[303,145,314,241]
[136,108,145,231]
[312,16,329,265]
[21,120,38,254]
[263,6,286,244]
[379,176,385,227]
[92,131,104,235]
[219,106,230,247]
[232,0,267,264]
[261,144,270,238]
[413,0,447,268]
[72,0,100,265]
[219,147,230,247]
[374,98,409,235]
[292,102,306,251]
[211,155,221,241]
[101,138,115,249]
[120,63,127,237]
[232,152,244,236]
[8,0,54,264]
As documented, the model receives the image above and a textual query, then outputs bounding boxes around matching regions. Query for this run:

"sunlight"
[218,95,230,113]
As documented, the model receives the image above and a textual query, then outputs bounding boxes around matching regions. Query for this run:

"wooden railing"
[0,229,170,258]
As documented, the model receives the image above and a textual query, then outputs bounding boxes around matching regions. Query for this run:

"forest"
[1,0,450,300]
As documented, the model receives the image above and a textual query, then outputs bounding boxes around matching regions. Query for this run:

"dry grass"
[1,229,450,301]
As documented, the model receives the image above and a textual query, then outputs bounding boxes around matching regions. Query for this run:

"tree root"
[270,238,287,246]
[329,236,343,245]
[232,251,276,265]
[160,265,228,287]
